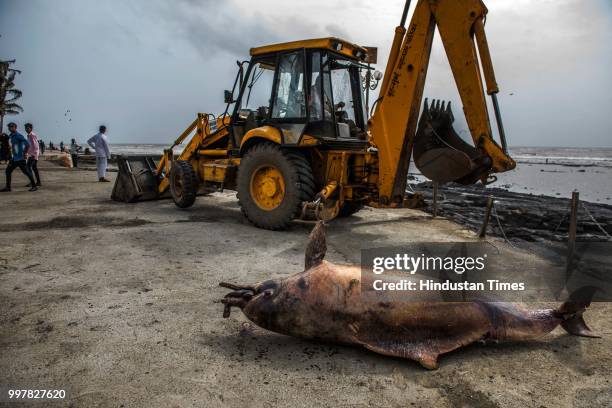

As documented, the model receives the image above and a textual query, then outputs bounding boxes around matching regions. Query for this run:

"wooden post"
[479,195,494,238]
[566,191,579,279]
[432,182,439,218]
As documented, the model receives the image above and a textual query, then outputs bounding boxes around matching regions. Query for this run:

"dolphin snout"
[220,282,256,317]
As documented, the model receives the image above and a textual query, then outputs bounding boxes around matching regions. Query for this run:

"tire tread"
[237,143,315,230]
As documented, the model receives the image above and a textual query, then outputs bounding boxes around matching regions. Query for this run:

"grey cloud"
[148,0,281,57]
[324,23,351,39]
[146,0,358,59]
[0,0,610,147]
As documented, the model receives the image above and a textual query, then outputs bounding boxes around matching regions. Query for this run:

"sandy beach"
[0,161,611,407]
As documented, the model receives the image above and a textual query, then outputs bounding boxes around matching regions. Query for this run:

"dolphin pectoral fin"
[358,339,440,370]
[354,325,489,370]
[305,221,327,270]
[418,353,439,370]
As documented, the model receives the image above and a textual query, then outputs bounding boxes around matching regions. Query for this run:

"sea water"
[110,144,612,204]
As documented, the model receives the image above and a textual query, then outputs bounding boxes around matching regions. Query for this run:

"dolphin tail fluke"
[561,314,599,338]
[557,286,600,338]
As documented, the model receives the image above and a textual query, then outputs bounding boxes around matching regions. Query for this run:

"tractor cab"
[228,38,375,149]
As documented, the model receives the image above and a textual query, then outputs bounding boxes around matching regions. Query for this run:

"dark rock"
[414,182,612,244]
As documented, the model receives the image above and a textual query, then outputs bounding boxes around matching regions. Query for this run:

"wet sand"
[1,161,611,407]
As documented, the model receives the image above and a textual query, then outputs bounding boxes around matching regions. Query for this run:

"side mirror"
[373,70,383,81]
[224,90,233,104]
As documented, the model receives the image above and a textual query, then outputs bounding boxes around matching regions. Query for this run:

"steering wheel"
[275,100,288,116]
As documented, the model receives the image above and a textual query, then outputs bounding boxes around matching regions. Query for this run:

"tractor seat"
[243,110,258,133]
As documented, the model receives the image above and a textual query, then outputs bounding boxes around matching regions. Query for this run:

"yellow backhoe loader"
[112,0,516,230]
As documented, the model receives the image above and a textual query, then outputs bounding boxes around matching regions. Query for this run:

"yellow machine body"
[112,0,516,230]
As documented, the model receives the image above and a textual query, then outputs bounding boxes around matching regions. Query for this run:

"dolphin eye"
[263,289,273,298]
[257,280,279,292]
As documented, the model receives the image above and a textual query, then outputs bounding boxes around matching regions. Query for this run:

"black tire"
[170,160,198,209]
[237,143,315,230]
[338,201,364,217]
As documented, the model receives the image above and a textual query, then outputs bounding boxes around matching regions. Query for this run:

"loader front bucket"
[111,155,165,203]
[413,99,492,185]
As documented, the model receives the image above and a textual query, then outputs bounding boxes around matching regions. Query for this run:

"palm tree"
[0,59,23,134]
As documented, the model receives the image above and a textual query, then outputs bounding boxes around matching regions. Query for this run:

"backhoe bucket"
[111,155,164,203]
[413,99,491,185]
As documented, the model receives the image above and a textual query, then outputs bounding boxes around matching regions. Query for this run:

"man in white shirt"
[87,125,112,182]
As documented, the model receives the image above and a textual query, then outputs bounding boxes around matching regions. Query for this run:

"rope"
[487,196,611,245]
[580,202,612,239]
[553,204,569,233]
[491,202,515,247]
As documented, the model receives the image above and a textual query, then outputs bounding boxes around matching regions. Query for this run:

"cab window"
[272,51,306,119]
[243,62,275,113]
[331,65,356,123]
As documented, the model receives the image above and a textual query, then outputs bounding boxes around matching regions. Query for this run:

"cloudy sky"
[1,0,611,147]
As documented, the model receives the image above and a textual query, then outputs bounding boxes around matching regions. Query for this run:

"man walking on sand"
[25,123,42,187]
[1,123,37,192]
[69,138,81,168]
[87,125,111,182]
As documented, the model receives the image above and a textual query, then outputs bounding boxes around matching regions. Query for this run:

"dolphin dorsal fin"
[305,221,327,270]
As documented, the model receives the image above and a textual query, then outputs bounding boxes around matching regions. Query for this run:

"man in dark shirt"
[1,123,37,192]
[0,132,10,163]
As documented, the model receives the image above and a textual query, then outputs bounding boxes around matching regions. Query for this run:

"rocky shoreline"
[412,182,612,244]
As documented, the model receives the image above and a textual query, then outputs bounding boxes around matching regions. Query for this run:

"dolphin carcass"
[220,222,599,369]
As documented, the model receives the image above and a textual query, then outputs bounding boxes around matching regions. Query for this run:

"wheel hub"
[250,165,285,210]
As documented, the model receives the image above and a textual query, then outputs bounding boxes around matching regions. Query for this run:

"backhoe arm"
[369,0,516,205]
